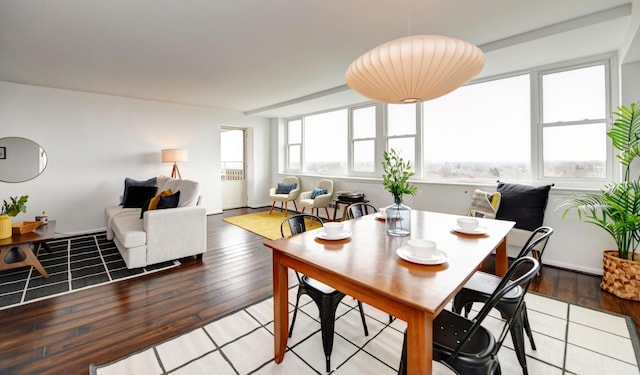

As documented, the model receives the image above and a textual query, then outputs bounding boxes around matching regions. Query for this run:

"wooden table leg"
[495,237,508,277]
[0,243,49,278]
[272,251,289,364]
[406,310,432,374]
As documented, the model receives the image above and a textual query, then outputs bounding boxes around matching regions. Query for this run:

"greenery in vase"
[1,195,29,217]
[382,148,418,203]
[559,102,640,261]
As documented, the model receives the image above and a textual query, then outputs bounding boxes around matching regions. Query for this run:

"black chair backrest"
[347,203,377,219]
[280,214,324,238]
[515,226,554,259]
[451,256,540,360]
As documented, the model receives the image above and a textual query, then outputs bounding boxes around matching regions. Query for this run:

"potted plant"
[382,148,418,236]
[559,101,640,300]
[0,195,28,239]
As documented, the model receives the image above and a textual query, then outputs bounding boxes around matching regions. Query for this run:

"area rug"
[0,232,179,311]
[90,291,640,375]
[223,211,323,240]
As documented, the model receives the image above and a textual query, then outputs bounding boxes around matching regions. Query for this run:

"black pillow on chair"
[495,182,551,231]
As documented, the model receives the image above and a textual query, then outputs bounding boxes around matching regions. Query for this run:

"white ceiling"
[0,0,637,118]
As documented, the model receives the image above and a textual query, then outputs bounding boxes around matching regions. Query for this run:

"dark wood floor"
[0,207,638,375]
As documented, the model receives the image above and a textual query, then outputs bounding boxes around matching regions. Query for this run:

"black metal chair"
[280,214,369,373]
[346,202,378,219]
[399,256,540,375]
[452,226,553,375]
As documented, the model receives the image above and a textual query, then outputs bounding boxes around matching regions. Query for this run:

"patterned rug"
[90,291,640,374]
[0,232,179,310]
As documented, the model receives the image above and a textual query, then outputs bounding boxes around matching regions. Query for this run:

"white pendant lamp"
[346,35,485,104]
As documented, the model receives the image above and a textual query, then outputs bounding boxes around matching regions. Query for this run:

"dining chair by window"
[280,214,369,372]
[399,256,540,375]
[452,226,553,375]
[346,203,378,220]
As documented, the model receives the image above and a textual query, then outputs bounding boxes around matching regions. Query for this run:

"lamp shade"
[346,35,485,104]
[161,149,188,163]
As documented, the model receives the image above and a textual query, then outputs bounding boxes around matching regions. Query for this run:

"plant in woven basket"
[560,102,640,261]
[559,102,640,299]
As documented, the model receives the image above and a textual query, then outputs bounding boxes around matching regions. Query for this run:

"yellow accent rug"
[223,211,323,240]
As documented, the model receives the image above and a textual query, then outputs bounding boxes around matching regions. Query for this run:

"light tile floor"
[91,290,640,375]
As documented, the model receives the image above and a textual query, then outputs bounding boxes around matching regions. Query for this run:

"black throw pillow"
[121,177,157,205]
[140,197,153,219]
[495,182,552,231]
[123,186,158,208]
[157,191,181,209]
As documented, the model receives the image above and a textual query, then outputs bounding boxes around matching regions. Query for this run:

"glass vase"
[386,196,411,236]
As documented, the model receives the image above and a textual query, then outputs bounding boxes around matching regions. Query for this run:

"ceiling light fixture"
[346,34,485,104]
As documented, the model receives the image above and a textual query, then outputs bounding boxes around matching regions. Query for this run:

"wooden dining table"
[264,210,515,374]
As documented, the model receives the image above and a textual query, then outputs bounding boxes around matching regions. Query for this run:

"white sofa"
[105,176,207,269]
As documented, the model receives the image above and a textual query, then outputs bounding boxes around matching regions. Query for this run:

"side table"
[332,199,370,221]
[0,220,56,278]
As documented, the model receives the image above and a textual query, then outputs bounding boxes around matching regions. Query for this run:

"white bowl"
[407,239,437,258]
[457,217,479,232]
[323,222,344,236]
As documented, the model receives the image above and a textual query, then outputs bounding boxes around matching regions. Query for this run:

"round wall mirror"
[0,137,48,183]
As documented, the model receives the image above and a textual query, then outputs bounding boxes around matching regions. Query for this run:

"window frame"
[282,54,617,188]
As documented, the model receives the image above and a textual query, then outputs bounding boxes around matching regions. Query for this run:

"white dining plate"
[396,246,448,265]
[316,230,352,240]
[453,225,487,235]
[374,212,385,220]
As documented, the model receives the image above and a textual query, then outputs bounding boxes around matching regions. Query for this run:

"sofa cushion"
[123,186,158,208]
[468,189,501,219]
[156,176,200,207]
[121,177,157,205]
[311,188,328,199]
[157,191,181,209]
[140,189,174,218]
[276,182,297,194]
[111,213,146,248]
[495,182,551,231]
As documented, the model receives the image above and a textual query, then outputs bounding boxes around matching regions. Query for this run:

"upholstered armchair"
[299,179,334,219]
[269,176,301,215]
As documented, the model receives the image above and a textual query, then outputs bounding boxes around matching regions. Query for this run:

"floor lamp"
[161,149,188,179]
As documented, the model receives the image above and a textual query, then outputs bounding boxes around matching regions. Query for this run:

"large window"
[286,119,302,170]
[423,74,530,181]
[294,109,349,175]
[541,64,607,179]
[284,56,612,186]
[387,104,417,168]
[352,105,376,172]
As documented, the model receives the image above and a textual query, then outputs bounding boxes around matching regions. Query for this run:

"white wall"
[263,175,614,275]
[621,61,640,104]
[0,81,270,235]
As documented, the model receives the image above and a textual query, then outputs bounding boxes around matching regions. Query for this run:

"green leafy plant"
[382,148,418,203]
[1,195,29,217]
[559,102,640,261]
